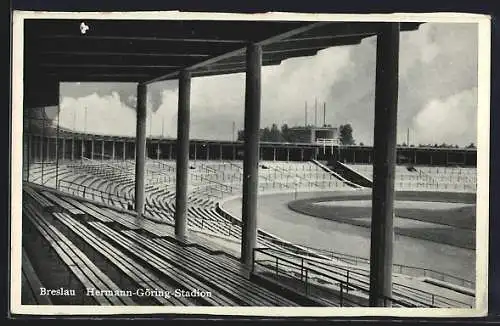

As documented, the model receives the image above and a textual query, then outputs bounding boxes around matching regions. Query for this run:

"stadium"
[14,15,481,311]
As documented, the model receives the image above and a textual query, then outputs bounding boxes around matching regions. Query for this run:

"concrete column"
[300,148,304,161]
[61,138,66,161]
[169,143,173,160]
[81,138,84,160]
[286,147,290,161]
[369,23,400,307]
[39,134,44,162]
[101,140,105,160]
[46,137,50,161]
[241,43,262,267]
[463,152,467,165]
[414,150,417,165]
[445,151,449,166]
[194,143,197,161]
[206,144,210,161]
[219,144,223,161]
[175,70,191,239]
[273,147,276,161]
[157,142,161,160]
[123,141,126,161]
[134,83,148,216]
[71,138,75,161]
[353,149,356,163]
[91,138,95,160]
[232,145,236,160]
[112,141,116,160]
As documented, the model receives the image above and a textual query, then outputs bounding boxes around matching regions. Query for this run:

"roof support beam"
[369,22,400,307]
[175,70,191,240]
[241,43,262,268]
[143,21,330,85]
[134,82,147,217]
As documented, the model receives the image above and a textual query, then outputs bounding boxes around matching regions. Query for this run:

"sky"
[49,22,478,147]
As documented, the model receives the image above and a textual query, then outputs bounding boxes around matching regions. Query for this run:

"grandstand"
[15,17,480,312]
[22,151,477,308]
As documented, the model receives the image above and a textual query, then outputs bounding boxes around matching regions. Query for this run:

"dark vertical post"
[81,137,84,160]
[62,138,66,161]
[286,147,290,161]
[123,141,126,161]
[241,43,262,267]
[71,137,75,161]
[175,70,191,239]
[369,23,400,307]
[112,141,115,160]
[219,144,223,161]
[41,109,45,185]
[135,83,148,216]
[91,138,95,160]
[273,147,276,161]
[101,139,105,160]
[55,103,60,189]
[232,145,236,160]
[206,143,210,161]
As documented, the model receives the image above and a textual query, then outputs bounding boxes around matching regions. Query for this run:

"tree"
[281,124,290,142]
[466,142,476,149]
[339,124,355,145]
[237,129,245,141]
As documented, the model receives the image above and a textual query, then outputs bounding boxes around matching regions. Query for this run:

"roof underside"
[23,19,421,107]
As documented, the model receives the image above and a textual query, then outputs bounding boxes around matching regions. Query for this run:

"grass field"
[287,191,476,250]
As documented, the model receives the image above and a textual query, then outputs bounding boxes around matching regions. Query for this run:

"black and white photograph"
[10,11,490,316]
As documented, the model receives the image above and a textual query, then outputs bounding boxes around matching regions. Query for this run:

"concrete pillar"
[463,151,467,165]
[46,137,50,161]
[61,138,66,161]
[123,141,126,161]
[232,145,236,160]
[414,150,417,165]
[39,134,43,163]
[175,70,191,239]
[71,138,75,161]
[369,23,400,307]
[219,144,223,161]
[112,141,116,160]
[194,143,197,161]
[445,151,449,166]
[134,83,148,216]
[91,138,95,160]
[157,142,161,160]
[300,148,304,161]
[286,147,290,161]
[241,43,262,267]
[81,138,84,160]
[169,142,173,160]
[101,140,105,160]
[206,144,210,161]
[273,147,276,161]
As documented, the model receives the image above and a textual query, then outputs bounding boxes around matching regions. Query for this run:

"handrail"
[252,247,418,307]
[253,247,472,308]
[265,239,475,289]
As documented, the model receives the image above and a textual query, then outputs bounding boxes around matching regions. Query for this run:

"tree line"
[237,123,356,145]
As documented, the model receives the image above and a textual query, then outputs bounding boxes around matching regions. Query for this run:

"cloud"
[59,92,137,136]
[412,87,478,146]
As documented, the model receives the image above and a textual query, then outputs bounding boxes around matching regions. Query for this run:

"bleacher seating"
[22,157,477,307]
